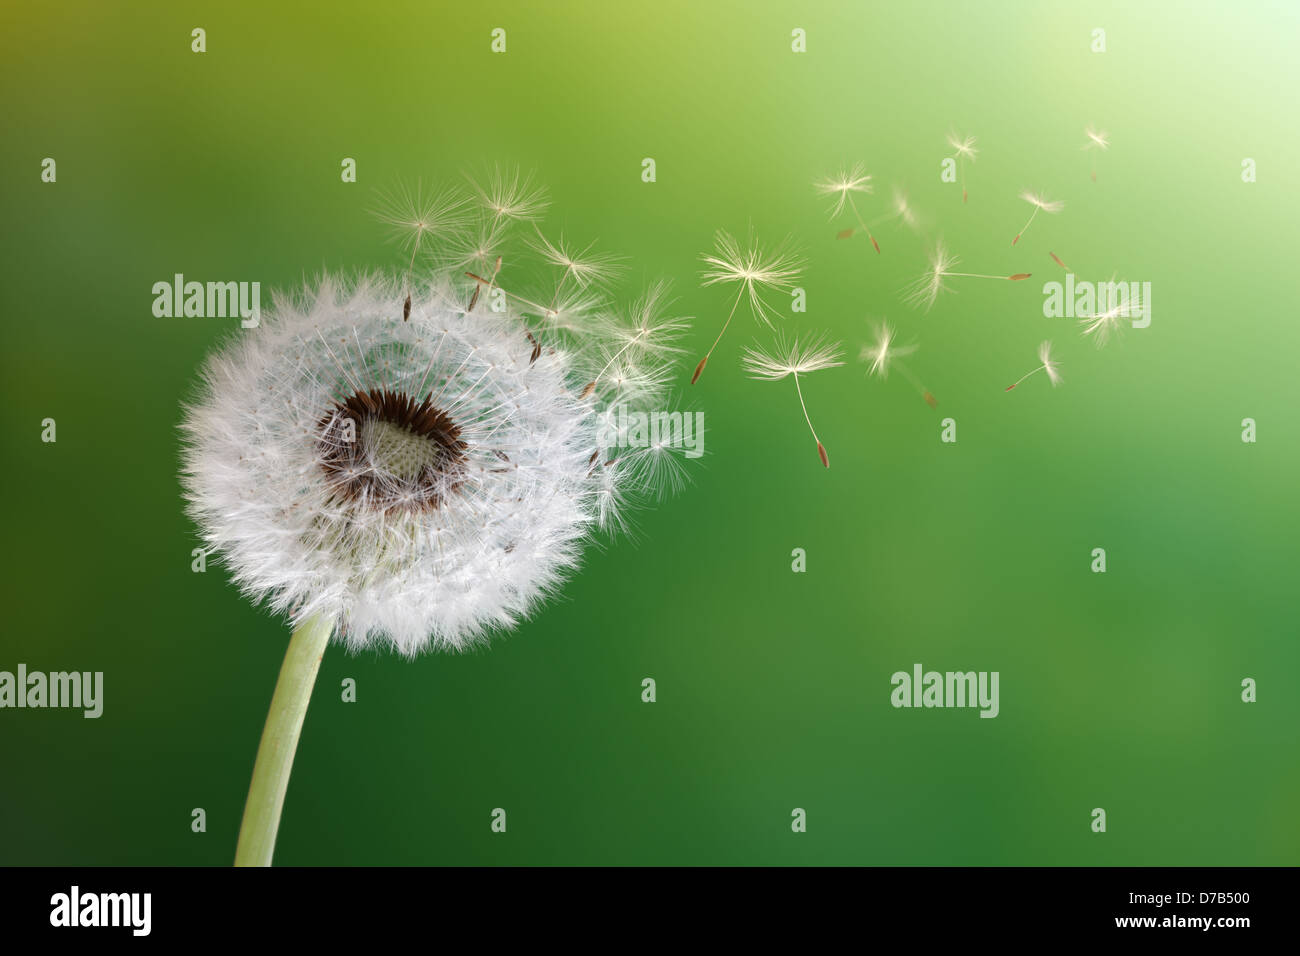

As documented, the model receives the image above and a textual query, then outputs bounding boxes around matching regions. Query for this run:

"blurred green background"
[2,0,1297,865]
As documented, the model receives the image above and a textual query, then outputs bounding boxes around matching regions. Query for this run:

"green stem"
[234,614,333,867]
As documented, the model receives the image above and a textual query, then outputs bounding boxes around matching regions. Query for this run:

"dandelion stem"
[848,196,881,253]
[792,372,829,467]
[945,271,1022,281]
[235,613,333,867]
[1005,365,1045,391]
[693,286,745,384]
[1013,207,1039,245]
[894,361,933,405]
[595,332,645,385]
[548,266,572,313]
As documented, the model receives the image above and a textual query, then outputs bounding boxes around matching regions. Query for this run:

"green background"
[2,0,1297,865]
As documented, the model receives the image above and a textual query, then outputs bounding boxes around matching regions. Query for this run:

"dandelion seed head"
[741,333,844,381]
[1077,277,1134,346]
[449,218,509,274]
[892,187,919,229]
[372,182,469,256]
[814,162,874,218]
[860,321,918,379]
[531,231,626,289]
[947,131,979,161]
[181,208,683,656]
[1020,191,1065,213]
[700,229,804,326]
[1039,340,1063,386]
[1083,127,1110,151]
[470,165,550,224]
[608,280,689,359]
[905,242,958,311]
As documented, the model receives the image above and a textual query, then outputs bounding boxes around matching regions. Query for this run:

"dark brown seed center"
[317,388,467,513]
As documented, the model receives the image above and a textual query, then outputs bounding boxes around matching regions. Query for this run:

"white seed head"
[1039,340,1063,386]
[1083,127,1110,151]
[530,230,626,289]
[891,186,919,229]
[860,321,918,379]
[700,229,804,327]
[182,209,681,656]
[905,242,958,311]
[1077,277,1133,347]
[741,333,844,380]
[1020,191,1065,213]
[947,131,979,161]
[470,164,550,224]
[814,162,874,218]
[372,182,469,257]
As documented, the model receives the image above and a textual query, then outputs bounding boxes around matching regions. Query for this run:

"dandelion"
[1077,275,1135,347]
[1012,192,1064,246]
[181,179,688,866]
[584,281,689,396]
[835,185,920,245]
[1083,127,1109,182]
[905,241,1032,311]
[947,131,978,203]
[471,164,549,224]
[1049,251,1072,272]
[373,182,469,317]
[878,186,920,231]
[742,334,843,467]
[531,230,625,294]
[816,163,881,252]
[860,321,937,408]
[1005,340,1063,391]
[373,181,469,259]
[604,280,690,362]
[693,229,803,384]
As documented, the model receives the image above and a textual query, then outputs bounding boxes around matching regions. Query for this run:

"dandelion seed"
[1012,192,1065,245]
[815,163,881,252]
[589,281,688,389]
[878,186,920,230]
[905,242,1032,311]
[1083,127,1109,181]
[1050,251,1071,271]
[373,182,469,258]
[694,229,804,384]
[1005,340,1062,391]
[860,322,916,379]
[854,186,921,237]
[742,334,843,467]
[1077,275,1133,347]
[606,280,689,360]
[452,218,510,277]
[860,321,935,407]
[1078,302,1129,347]
[947,131,978,203]
[531,230,626,292]
[469,164,549,225]
[814,162,874,218]
[373,182,470,312]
